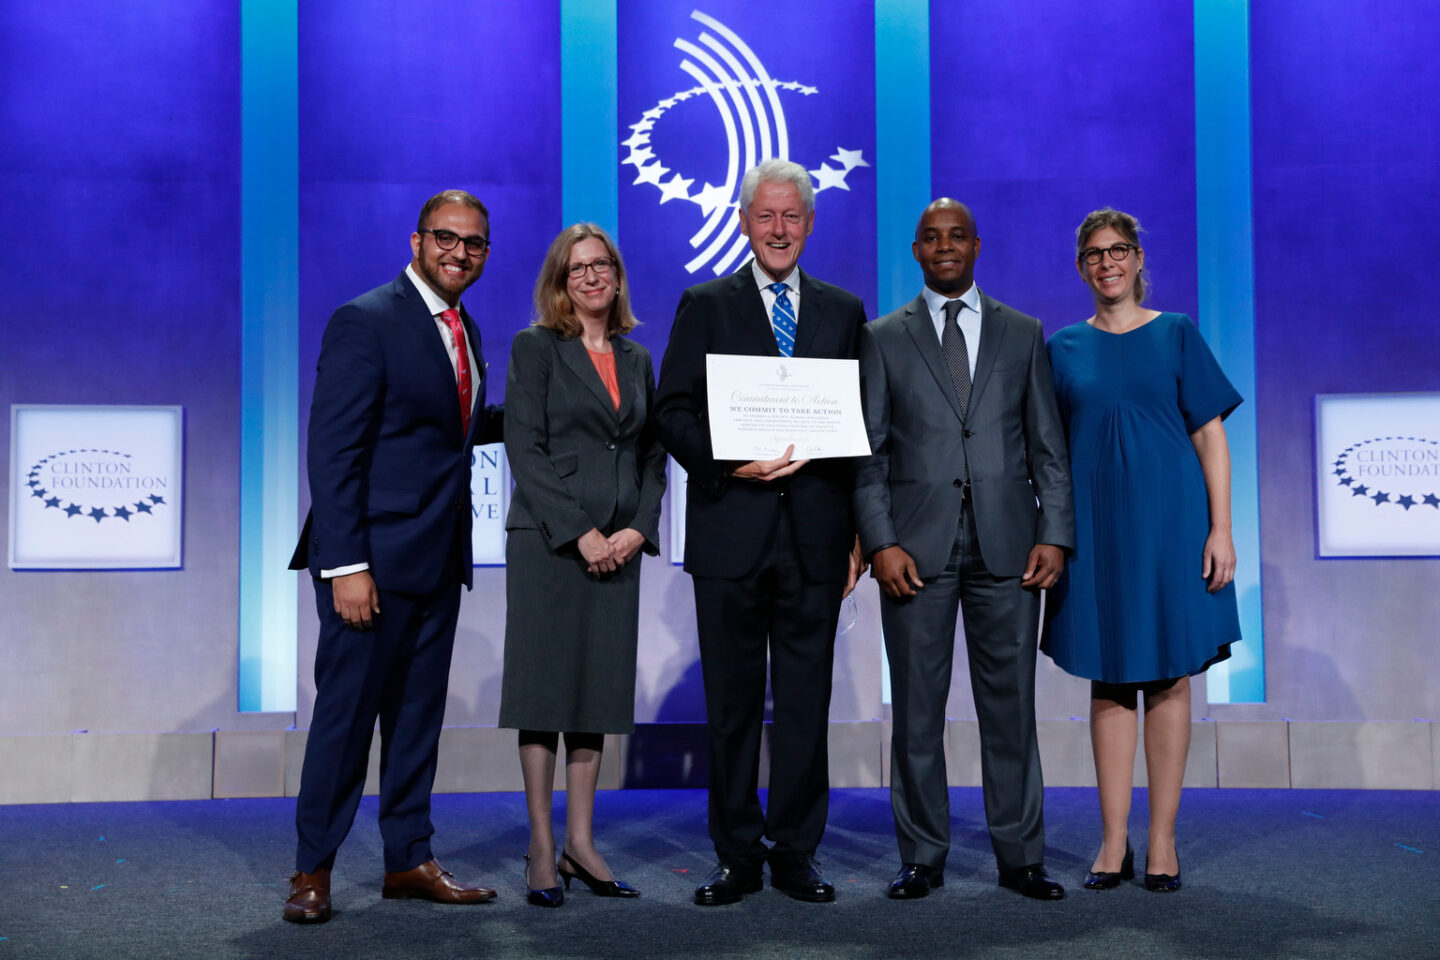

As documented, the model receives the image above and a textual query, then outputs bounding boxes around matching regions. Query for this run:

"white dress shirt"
[405,262,482,390]
[752,259,802,329]
[922,283,982,378]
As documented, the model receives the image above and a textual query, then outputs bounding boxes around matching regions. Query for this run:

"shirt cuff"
[320,562,370,578]
[866,543,898,561]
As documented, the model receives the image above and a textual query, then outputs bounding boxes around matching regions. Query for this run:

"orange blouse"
[587,347,621,411]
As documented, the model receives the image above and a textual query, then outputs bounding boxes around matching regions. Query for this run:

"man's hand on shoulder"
[1020,544,1064,590]
[730,444,808,482]
[333,571,381,630]
[872,545,923,598]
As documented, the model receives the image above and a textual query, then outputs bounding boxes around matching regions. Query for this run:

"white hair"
[739,159,815,213]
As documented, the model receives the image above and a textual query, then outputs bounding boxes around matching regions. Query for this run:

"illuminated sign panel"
[1316,393,1440,557]
[10,405,184,569]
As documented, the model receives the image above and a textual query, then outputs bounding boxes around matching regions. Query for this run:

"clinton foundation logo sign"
[1316,393,1440,557]
[23,448,172,524]
[1329,436,1440,512]
[9,405,184,569]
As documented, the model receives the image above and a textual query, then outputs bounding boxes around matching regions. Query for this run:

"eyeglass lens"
[427,229,488,255]
[568,258,614,277]
[1082,243,1133,265]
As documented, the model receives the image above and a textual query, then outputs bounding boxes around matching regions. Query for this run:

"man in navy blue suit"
[284,190,503,923]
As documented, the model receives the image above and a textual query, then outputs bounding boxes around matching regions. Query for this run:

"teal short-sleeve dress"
[1042,312,1242,684]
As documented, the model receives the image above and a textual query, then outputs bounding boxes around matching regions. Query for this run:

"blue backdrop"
[929,0,1198,330]
[617,1,878,358]
[5,1,1440,737]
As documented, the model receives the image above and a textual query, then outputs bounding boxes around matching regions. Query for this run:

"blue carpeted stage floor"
[0,787,1435,959]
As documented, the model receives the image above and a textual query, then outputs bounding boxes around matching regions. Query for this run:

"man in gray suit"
[854,198,1074,900]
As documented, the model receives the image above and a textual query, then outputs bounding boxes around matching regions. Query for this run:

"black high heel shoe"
[1083,842,1135,890]
[558,850,640,898]
[1144,852,1182,893]
[524,854,564,907]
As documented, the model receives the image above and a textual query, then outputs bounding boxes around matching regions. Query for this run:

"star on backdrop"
[622,72,871,220]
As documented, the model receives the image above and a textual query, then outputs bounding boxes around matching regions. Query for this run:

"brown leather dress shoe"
[382,859,497,904]
[283,869,332,923]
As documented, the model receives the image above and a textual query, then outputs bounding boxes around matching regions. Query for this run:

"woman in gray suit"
[499,224,666,906]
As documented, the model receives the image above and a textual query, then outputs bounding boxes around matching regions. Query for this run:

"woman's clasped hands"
[577,527,646,576]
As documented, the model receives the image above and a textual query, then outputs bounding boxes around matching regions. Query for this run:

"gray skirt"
[497,527,641,734]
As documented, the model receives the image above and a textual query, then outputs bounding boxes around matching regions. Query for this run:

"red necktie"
[441,308,472,436]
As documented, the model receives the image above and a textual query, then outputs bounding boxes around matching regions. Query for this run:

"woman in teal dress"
[1043,209,1242,893]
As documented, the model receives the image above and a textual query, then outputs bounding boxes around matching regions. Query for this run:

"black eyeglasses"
[420,228,490,255]
[1079,242,1138,265]
[567,257,615,278]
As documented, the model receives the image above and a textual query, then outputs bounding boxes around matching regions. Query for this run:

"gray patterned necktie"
[941,298,972,417]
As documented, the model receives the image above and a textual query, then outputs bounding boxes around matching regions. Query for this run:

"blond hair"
[532,223,637,337]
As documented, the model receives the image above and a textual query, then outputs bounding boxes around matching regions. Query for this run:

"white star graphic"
[658,173,696,204]
[623,146,656,167]
[618,9,868,281]
[632,162,670,187]
[691,182,733,216]
[810,162,850,192]
[829,147,869,171]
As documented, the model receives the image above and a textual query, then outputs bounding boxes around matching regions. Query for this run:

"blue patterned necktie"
[768,281,796,357]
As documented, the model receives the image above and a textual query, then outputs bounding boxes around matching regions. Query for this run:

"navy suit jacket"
[655,263,866,583]
[289,270,502,595]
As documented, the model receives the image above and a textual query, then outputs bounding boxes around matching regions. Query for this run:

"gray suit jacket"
[504,325,666,552]
[853,291,1074,579]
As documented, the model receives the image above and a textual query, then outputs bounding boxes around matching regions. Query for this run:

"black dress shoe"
[1083,844,1135,890]
[693,863,763,906]
[769,854,835,903]
[558,850,640,898]
[998,864,1066,900]
[523,854,563,908]
[1144,852,1182,893]
[887,863,944,899]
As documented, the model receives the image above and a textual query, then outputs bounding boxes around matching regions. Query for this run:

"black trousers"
[294,573,462,874]
[692,509,845,868]
[881,499,1046,871]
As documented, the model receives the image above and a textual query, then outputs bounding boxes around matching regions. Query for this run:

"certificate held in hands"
[705,354,871,461]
